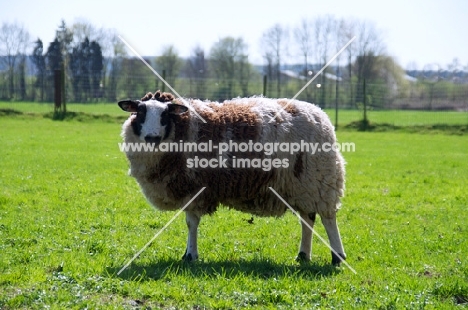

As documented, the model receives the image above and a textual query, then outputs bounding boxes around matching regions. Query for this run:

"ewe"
[118,91,346,265]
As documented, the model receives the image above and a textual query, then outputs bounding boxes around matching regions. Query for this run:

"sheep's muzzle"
[145,135,162,146]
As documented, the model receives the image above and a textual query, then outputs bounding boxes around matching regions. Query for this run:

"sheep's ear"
[167,103,188,115]
[118,100,139,112]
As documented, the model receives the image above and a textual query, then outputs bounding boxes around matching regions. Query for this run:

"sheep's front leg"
[296,212,316,262]
[182,211,200,261]
[321,214,346,266]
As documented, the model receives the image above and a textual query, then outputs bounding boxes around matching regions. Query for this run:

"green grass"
[325,109,468,127]
[0,101,123,117]
[0,111,467,308]
[1,101,467,127]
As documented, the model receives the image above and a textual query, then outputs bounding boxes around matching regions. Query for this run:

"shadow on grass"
[0,108,126,123]
[345,120,467,134]
[432,281,468,305]
[0,108,23,116]
[106,257,341,281]
[44,111,126,123]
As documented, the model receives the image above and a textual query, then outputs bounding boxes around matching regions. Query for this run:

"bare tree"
[446,58,466,105]
[343,19,387,125]
[32,39,46,101]
[209,37,249,100]
[447,57,463,83]
[0,22,31,99]
[422,63,442,110]
[294,19,313,77]
[354,20,386,107]
[312,15,336,107]
[262,51,274,96]
[185,45,207,98]
[338,18,358,106]
[261,24,289,97]
[237,53,252,97]
[333,18,347,123]
[18,55,27,100]
[294,19,314,100]
[107,34,127,101]
[155,45,182,89]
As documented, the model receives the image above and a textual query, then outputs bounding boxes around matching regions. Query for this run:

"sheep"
[118,90,347,265]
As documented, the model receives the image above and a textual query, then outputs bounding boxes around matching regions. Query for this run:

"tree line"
[1,18,467,110]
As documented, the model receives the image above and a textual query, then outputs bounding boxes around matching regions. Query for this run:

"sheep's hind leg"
[182,211,200,261]
[296,212,316,262]
[321,214,346,266]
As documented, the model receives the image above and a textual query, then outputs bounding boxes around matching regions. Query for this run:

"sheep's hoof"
[181,252,197,262]
[181,252,192,261]
[331,252,346,266]
[296,252,310,263]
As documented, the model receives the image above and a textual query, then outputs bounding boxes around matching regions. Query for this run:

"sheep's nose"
[144,135,161,145]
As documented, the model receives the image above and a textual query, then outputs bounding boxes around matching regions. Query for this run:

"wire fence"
[1,73,467,126]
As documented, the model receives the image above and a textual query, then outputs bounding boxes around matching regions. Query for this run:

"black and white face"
[118,99,188,145]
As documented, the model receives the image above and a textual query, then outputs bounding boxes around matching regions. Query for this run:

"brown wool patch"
[197,102,261,143]
[173,112,191,141]
[294,152,304,178]
[178,100,274,203]
[195,164,276,202]
[278,99,299,115]
[140,98,280,214]
[147,153,196,199]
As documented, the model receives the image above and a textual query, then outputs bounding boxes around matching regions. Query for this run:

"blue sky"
[1,0,467,69]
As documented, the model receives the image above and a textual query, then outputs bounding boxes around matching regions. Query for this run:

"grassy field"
[1,101,467,127]
[0,102,124,116]
[0,108,467,308]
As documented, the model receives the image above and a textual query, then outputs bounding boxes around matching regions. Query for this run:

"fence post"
[54,69,62,113]
[263,75,267,97]
[61,64,66,113]
[162,70,166,92]
[363,78,367,123]
[335,82,339,130]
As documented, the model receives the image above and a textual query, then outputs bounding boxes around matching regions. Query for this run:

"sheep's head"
[118,91,188,146]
